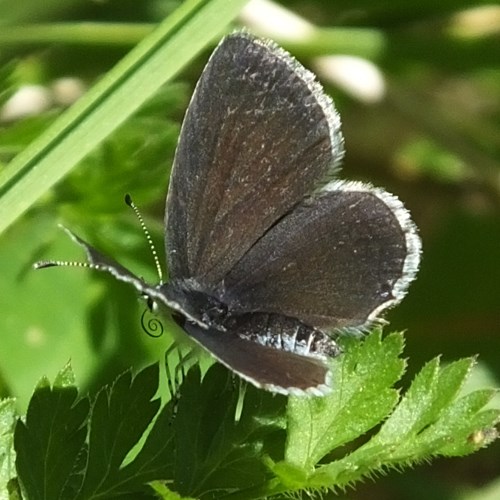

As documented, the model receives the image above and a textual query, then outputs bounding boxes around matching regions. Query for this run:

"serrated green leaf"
[0,398,17,497]
[163,363,284,498]
[451,413,499,455]
[14,378,89,500]
[367,359,490,460]
[425,358,475,419]
[381,373,496,461]
[54,361,76,388]
[83,361,284,499]
[301,364,500,492]
[374,357,441,443]
[351,359,485,464]
[114,397,177,491]
[8,340,500,499]
[263,336,499,497]
[195,380,285,496]
[285,331,405,469]
[173,365,249,496]
[173,365,213,493]
[339,331,406,389]
[76,363,161,499]
[432,390,499,457]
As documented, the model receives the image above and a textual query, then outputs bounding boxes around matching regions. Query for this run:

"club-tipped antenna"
[125,194,163,284]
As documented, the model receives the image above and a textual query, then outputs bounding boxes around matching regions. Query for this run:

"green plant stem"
[0,23,386,57]
[0,23,154,47]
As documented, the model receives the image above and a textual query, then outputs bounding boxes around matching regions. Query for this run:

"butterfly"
[36,32,421,396]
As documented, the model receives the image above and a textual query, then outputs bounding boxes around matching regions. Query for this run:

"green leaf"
[76,364,161,499]
[375,357,441,444]
[14,369,89,500]
[285,331,405,469]
[116,399,177,491]
[259,334,499,497]
[437,391,499,457]
[149,480,197,500]
[54,361,77,388]
[0,0,248,235]
[195,375,285,496]
[305,359,499,491]
[430,358,476,414]
[173,364,284,498]
[9,340,499,499]
[0,398,18,496]
[368,358,480,456]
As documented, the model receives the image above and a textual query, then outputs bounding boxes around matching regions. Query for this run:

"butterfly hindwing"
[222,182,420,331]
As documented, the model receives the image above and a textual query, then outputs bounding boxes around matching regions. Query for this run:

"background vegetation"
[0,0,498,499]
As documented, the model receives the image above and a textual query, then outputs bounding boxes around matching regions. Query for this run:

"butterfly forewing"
[166,32,343,285]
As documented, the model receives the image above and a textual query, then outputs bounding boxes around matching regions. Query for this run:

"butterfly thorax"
[154,278,229,330]
[152,278,342,361]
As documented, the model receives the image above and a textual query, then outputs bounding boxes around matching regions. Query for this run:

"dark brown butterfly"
[36,32,421,396]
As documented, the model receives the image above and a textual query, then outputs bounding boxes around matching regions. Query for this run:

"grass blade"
[0,0,247,235]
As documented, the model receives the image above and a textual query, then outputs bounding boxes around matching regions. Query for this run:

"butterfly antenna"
[33,225,105,271]
[125,194,164,284]
[34,259,98,271]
